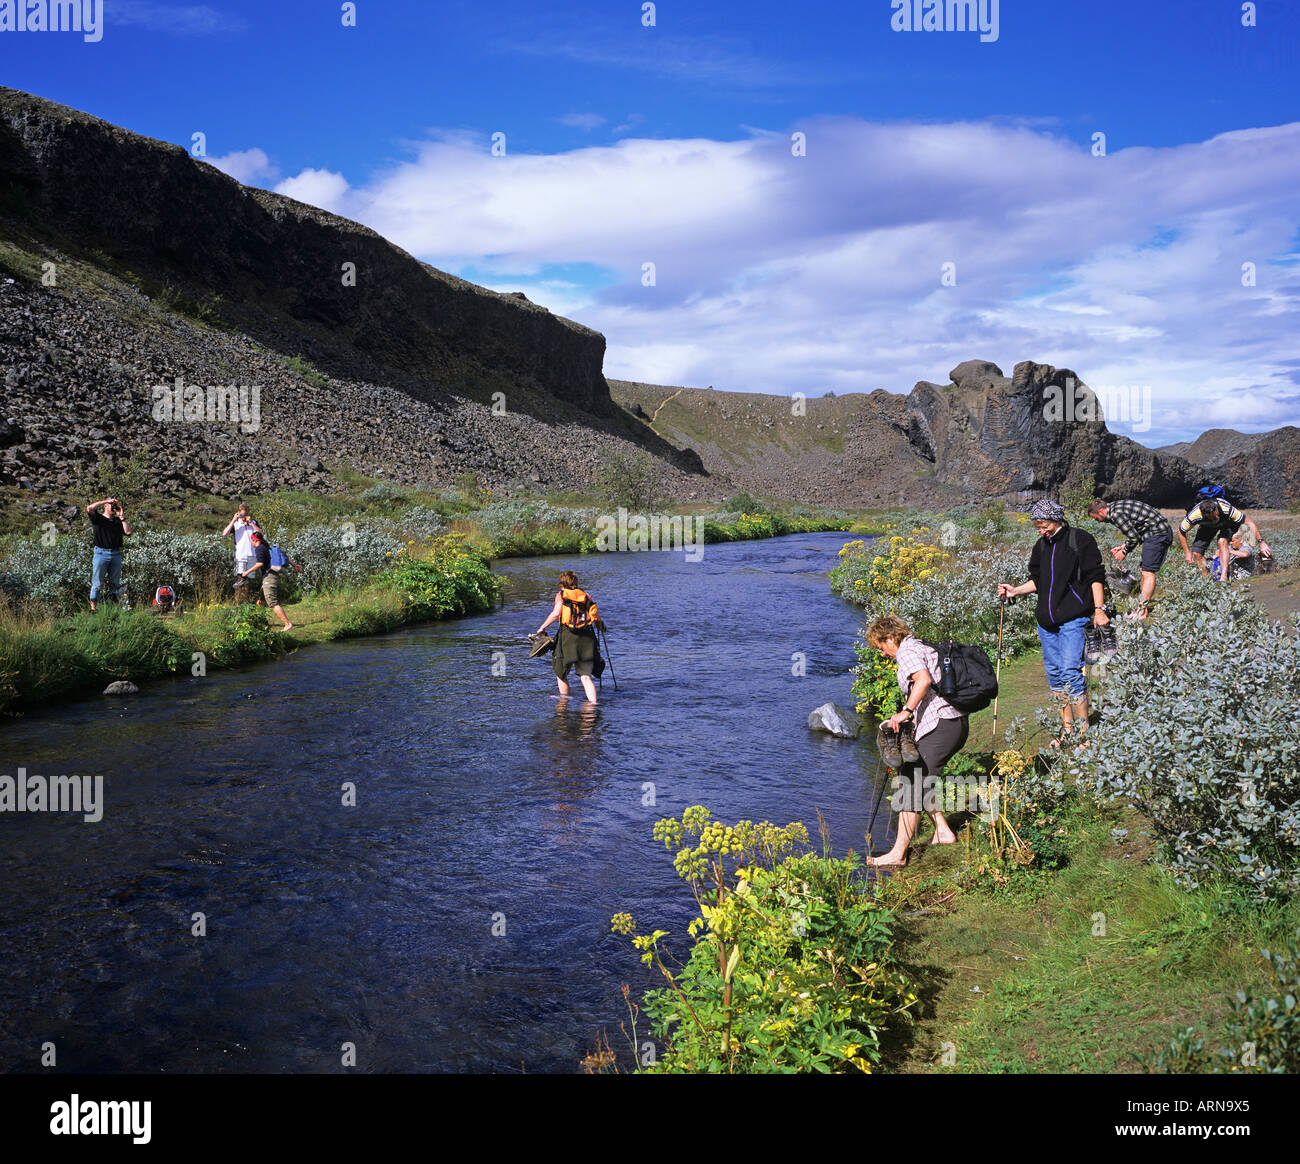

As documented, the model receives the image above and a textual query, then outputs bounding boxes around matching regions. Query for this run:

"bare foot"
[280,623,293,632]
[929,830,958,845]
[865,851,909,867]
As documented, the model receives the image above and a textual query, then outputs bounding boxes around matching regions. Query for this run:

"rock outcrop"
[615,361,1223,508]
[1159,428,1300,508]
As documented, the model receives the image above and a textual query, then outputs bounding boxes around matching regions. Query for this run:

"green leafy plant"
[381,535,497,619]
[612,807,917,1073]
[202,604,284,666]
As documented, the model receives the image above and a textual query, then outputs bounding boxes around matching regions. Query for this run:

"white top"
[895,635,963,741]
[233,517,257,558]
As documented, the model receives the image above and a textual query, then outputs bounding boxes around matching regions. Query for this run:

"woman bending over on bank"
[863,614,969,868]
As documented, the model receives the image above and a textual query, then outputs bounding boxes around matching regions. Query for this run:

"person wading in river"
[535,571,605,704]
[862,615,968,868]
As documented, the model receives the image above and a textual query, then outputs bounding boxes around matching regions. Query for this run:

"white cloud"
[270,117,1300,442]
[273,169,351,214]
[559,113,606,131]
[208,148,277,187]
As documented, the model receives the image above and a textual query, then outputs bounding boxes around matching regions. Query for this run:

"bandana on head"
[1029,499,1066,523]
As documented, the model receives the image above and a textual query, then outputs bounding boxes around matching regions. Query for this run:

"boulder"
[103,680,139,695]
[808,702,861,739]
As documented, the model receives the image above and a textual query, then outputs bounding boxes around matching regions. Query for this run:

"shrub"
[852,647,903,718]
[1,527,233,612]
[1061,575,1300,898]
[289,522,405,592]
[833,522,1040,716]
[122,530,230,601]
[1265,527,1300,568]
[0,533,89,612]
[613,807,917,1073]
[200,604,286,666]
[95,447,152,500]
[357,482,411,508]
[462,500,598,556]
[396,505,448,540]
[723,492,769,515]
[596,450,667,511]
[380,537,497,619]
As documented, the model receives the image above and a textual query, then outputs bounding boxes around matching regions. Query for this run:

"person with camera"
[223,503,262,601]
[85,495,132,611]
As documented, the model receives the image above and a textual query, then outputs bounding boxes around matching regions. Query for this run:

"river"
[0,531,889,1073]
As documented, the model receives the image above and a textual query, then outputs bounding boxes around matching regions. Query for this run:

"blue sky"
[5,0,1300,444]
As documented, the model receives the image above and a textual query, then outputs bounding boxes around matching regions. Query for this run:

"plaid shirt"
[1101,498,1173,553]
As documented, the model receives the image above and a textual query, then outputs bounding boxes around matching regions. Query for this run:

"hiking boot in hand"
[876,724,903,769]
[1083,626,1103,664]
[1098,624,1119,659]
[898,719,922,765]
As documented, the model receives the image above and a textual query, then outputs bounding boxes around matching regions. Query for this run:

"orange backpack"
[560,587,599,631]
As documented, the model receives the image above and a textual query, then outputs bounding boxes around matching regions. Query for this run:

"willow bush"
[1061,574,1300,899]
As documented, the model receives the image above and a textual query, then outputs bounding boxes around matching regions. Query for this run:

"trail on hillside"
[650,387,687,425]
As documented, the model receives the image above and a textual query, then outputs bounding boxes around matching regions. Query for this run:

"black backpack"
[918,640,998,715]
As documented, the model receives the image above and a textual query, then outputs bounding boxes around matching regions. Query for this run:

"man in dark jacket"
[997,499,1109,745]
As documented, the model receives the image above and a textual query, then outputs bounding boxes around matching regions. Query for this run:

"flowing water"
[0,532,890,1073]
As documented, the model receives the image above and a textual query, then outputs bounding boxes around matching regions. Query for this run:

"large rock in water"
[103,680,139,695]
[808,703,861,739]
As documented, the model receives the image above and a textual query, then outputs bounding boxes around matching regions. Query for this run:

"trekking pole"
[864,751,890,859]
[990,596,1006,750]
[598,623,618,691]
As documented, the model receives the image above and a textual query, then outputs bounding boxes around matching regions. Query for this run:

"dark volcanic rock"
[1166,427,1300,508]
[0,86,612,418]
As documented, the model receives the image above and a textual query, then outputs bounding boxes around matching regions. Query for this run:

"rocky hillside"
[1159,428,1300,509]
[0,87,706,522]
[614,360,1280,509]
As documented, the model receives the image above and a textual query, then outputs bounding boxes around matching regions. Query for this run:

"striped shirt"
[1179,499,1245,536]
[895,636,963,742]
[1099,498,1173,553]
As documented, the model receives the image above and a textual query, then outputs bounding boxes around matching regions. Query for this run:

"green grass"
[880,808,1298,1073]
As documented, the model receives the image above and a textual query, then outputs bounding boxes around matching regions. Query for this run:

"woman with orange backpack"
[535,570,605,703]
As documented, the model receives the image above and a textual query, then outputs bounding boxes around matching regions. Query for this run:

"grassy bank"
[865,649,1300,1072]
[0,537,498,714]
